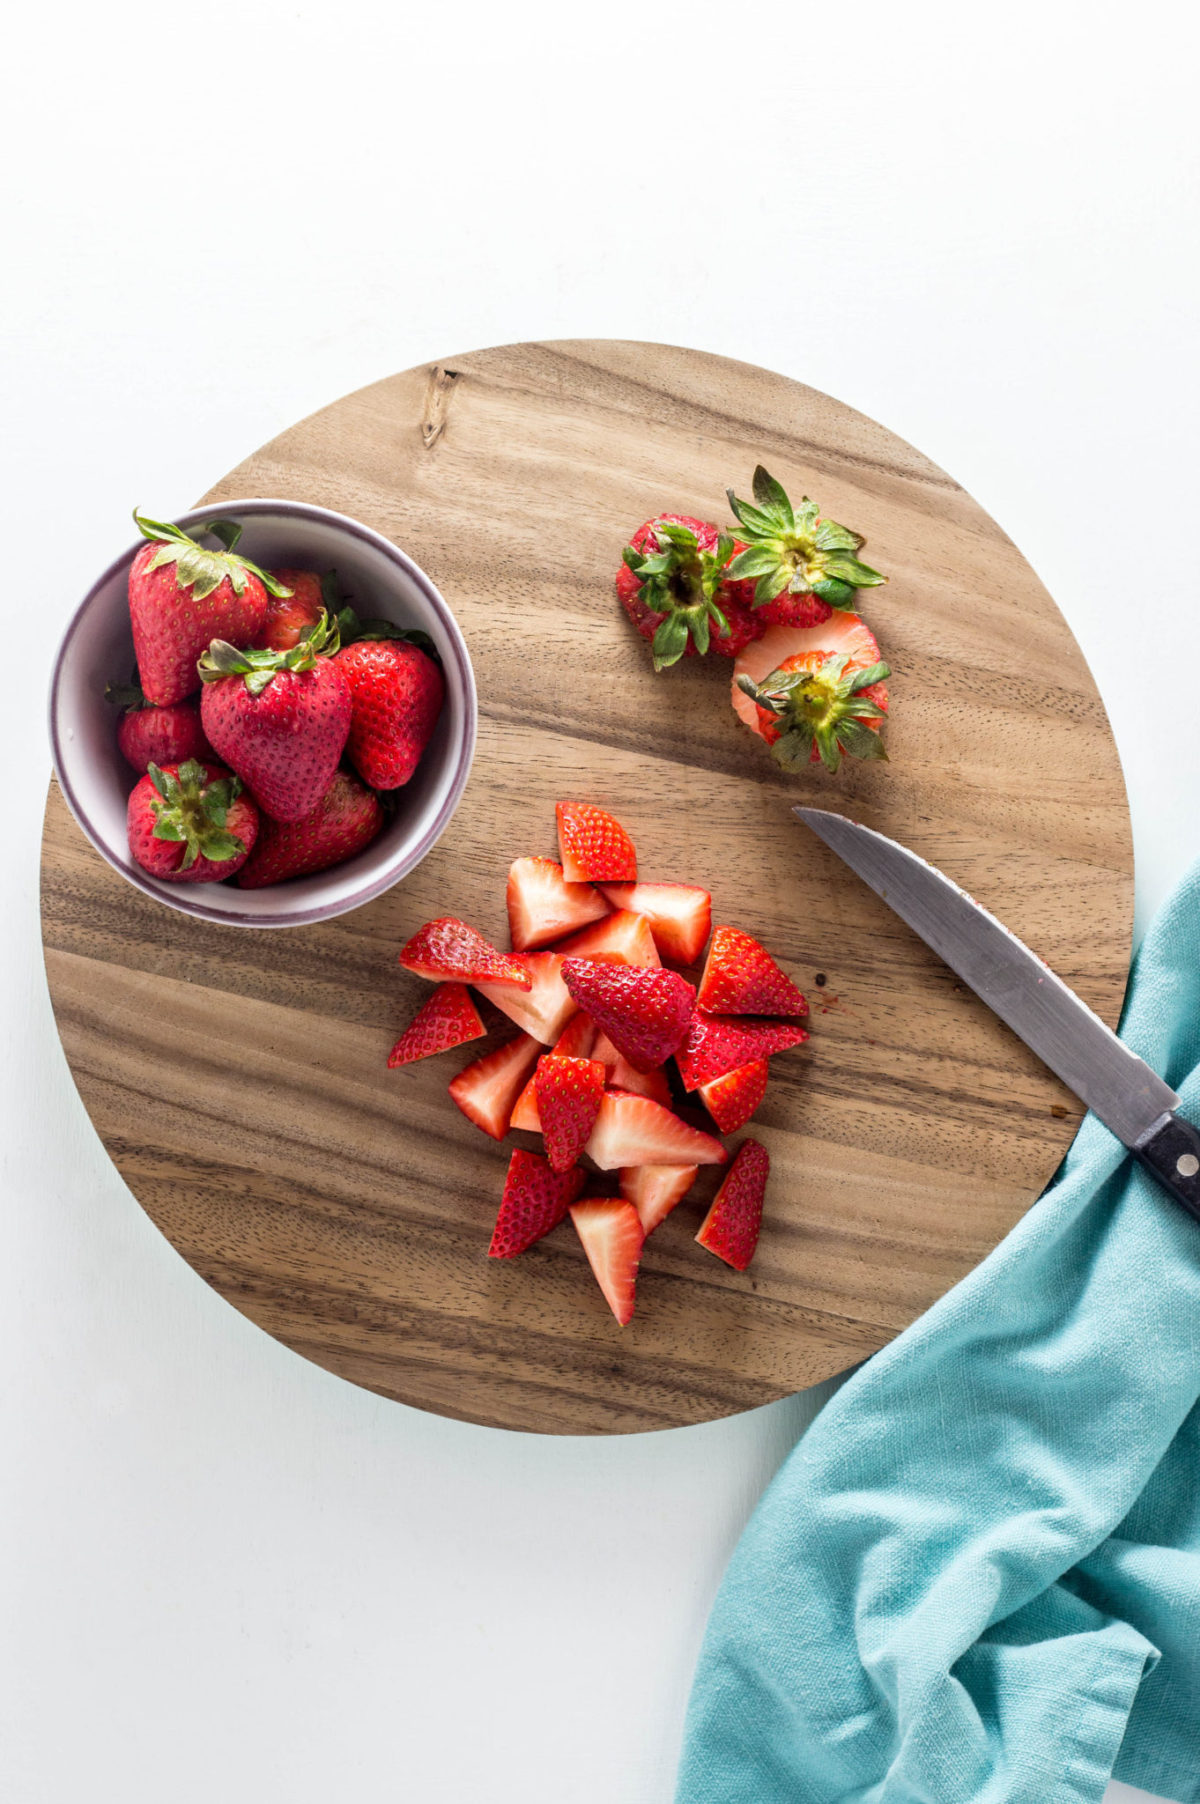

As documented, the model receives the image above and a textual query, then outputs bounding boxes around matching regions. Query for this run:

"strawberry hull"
[129,545,270,707]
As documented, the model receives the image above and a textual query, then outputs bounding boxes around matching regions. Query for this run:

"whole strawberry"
[725,467,886,624]
[335,633,445,789]
[199,614,351,821]
[616,515,763,669]
[236,767,384,887]
[127,759,259,883]
[254,569,327,651]
[128,511,293,705]
[107,673,215,775]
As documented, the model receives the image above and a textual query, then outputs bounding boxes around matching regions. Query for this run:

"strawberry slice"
[448,1033,541,1138]
[619,1164,697,1235]
[387,983,485,1067]
[697,926,808,1017]
[569,1198,645,1325]
[592,1032,673,1106]
[400,917,530,989]
[676,1012,808,1090]
[475,952,578,1044]
[535,1056,606,1172]
[561,960,694,1073]
[509,1015,598,1131]
[556,910,660,967]
[584,1092,726,1169]
[599,882,711,966]
[696,1140,769,1270]
[507,856,610,952]
[489,1149,587,1257]
[698,1058,769,1133]
[556,801,637,883]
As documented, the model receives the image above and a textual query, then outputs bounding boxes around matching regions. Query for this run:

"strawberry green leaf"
[755,565,794,606]
[692,612,711,656]
[751,466,795,529]
[822,554,885,587]
[724,544,782,582]
[811,577,857,609]
[151,817,186,842]
[813,519,864,553]
[652,612,691,670]
[132,509,294,601]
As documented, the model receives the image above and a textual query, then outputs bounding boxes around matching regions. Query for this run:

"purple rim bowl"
[48,499,477,928]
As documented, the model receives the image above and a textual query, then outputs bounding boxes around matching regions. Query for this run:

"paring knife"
[794,807,1200,1226]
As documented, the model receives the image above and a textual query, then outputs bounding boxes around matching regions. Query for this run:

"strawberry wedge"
[676,1012,808,1091]
[448,1033,541,1138]
[556,910,660,967]
[619,1164,697,1235]
[489,1149,587,1257]
[388,983,485,1067]
[592,1032,673,1106]
[535,1056,607,1172]
[569,1198,644,1325]
[584,1092,726,1170]
[475,951,578,1044]
[400,917,530,988]
[697,926,808,1017]
[696,1140,769,1270]
[507,857,610,952]
[698,1058,769,1133]
[561,960,694,1073]
[556,801,637,883]
[599,882,711,966]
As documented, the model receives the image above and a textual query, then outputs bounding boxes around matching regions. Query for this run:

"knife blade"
[793,807,1200,1225]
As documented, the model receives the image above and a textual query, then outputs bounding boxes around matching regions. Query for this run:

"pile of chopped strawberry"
[617,466,894,775]
[110,511,445,887]
[387,802,809,1324]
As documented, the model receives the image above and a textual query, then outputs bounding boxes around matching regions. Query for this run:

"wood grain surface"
[40,340,1133,1434]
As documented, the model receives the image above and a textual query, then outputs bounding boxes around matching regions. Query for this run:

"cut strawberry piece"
[400,917,530,989]
[506,856,610,952]
[698,1058,770,1133]
[448,1033,541,1139]
[697,926,808,1017]
[552,1012,598,1060]
[592,1032,674,1106]
[535,1056,606,1172]
[509,1071,542,1133]
[619,1164,698,1235]
[696,1140,769,1270]
[475,952,578,1044]
[556,801,637,883]
[599,882,712,966]
[569,1198,645,1325]
[556,910,660,967]
[387,983,485,1068]
[676,1012,808,1090]
[561,960,694,1073]
[584,1093,726,1170]
[489,1149,587,1258]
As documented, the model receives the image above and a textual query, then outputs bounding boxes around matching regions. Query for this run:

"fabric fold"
[676,864,1200,1804]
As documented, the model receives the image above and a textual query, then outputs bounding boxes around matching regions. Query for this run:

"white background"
[2,1,1195,1798]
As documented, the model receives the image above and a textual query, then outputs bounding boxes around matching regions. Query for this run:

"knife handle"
[1133,1111,1200,1226]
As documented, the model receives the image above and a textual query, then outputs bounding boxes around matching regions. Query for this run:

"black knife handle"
[1133,1112,1200,1226]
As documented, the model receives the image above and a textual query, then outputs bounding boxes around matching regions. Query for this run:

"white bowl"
[48,499,477,927]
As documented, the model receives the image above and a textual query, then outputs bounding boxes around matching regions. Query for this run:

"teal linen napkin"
[677,862,1200,1804]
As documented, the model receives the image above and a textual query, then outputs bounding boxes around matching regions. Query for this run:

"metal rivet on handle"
[1177,1153,1199,1178]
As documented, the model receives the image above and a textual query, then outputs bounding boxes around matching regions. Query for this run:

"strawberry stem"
[198,612,341,694]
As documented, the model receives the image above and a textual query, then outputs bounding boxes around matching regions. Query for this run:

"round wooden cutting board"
[40,341,1133,1434]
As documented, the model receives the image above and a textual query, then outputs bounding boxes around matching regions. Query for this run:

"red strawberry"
[591,1033,673,1107]
[198,617,351,821]
[556,910,660,967]
[696,1139,769,1270]
[255,569,326,651]
[475,951,577,1043]
[449,1033,541,1139]
[569,1199,644,1325]
[615,516,764,668]
[732,614,890,775]
[489,1149,586,1257]
[698,1059,769,1133]
[236,768,384,887]
[598,881,711,966]
[584,1093,726,1170]
[556,802,637,883]
[387,983,484,1068]
[676,1013,809,1090]
[509,1071,542,1132]
[561,960,694,1073]
[400,917,531,987]
[507,857,610,951]
[107,674,215,775]
[619,1164,697,1235]
[697,926,809,1017]
[509,1015,598,1130]
[535,1055,606,1172]
[128,511,289,705]
[127,759,258,883]
[335,637,445,790]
